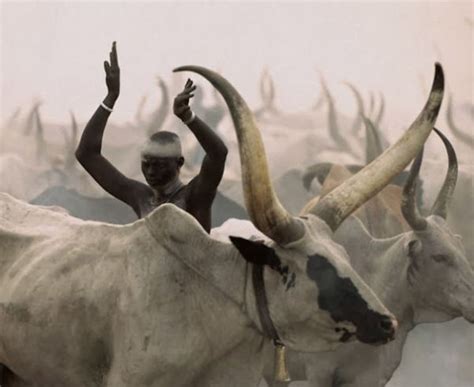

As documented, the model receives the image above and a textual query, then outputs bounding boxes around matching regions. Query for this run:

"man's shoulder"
[185,175,218,200]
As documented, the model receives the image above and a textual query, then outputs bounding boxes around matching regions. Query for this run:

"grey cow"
[0,63,443,386]
[277,128,474,387]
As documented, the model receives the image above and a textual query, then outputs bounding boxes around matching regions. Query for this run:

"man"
[75,42,228,233]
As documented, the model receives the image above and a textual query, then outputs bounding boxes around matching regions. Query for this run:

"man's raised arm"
[76,42,142,209]
[173,79,228,191]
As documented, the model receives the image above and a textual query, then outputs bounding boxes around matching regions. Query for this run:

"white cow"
[273,129,474,387]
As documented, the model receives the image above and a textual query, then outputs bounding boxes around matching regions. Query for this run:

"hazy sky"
[1,1,472,130]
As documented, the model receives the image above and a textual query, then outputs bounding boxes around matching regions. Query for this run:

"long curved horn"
[174,66,304,244]
[306,63,444,231]
[148,77,170,136]
[431,128,458,219]
[34,104,47,163]
[320,75,351,152]
[401,148,427,231]
[446,94,473,147]
[302,163,335,191]
[135,95,148,125]
[23,101,41,136]
[260,68,276,111]
[374,92,385,127]
[364,117,384,164]
[344,82,366,135]
[63,110,78,171]
[265,70,276,110]
[368,91,375,116]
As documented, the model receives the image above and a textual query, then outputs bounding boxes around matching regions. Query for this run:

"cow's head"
[174,64,444,351]
[229,216,396,351]
[401,129,474,324]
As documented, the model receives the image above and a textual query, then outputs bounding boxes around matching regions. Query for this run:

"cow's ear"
[404,238,423,259]
[229,236,280,268]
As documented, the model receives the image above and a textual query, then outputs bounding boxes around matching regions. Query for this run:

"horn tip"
[433,63,444,92]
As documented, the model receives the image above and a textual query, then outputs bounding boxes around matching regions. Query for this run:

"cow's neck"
[144,206,275,345]
[155,223,270,336]
[360,235,416,329]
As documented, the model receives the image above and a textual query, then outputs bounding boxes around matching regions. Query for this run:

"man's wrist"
[182,111,196,125]
[102,94,118,111]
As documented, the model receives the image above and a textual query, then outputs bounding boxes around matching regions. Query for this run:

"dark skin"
[75,42,228,233]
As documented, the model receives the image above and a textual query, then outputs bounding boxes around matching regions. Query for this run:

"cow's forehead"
[418,216,465,253]
[282,215,344,257]
[277,215,351,272]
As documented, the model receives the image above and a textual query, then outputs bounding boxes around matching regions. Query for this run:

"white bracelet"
[183,111,196,125]
[100,102,114,113]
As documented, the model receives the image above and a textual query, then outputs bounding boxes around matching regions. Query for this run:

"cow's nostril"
[380,317,395,332]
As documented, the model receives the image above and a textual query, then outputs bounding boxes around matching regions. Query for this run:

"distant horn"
[431,128,458,219]
[306,63,444,231]
[374,92,385,127]
[148,77,170,136]
[174,66,304,244]
[364,117,384,164]
[344,82,366,135]
[320,75,351,152]
[446,94,473,147]
[401,148,427,231]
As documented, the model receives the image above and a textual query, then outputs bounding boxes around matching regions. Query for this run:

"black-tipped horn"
[307,63,444,232]
[431,128,458,219]
[401,148,427,231]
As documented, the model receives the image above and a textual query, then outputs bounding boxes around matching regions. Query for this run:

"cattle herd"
[0,62,473,387]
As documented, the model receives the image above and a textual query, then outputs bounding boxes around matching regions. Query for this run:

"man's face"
[141,155,182,188]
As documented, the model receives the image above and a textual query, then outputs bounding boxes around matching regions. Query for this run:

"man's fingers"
[104,61,110,74]
[175,92,195,103]
[110,41,119,68]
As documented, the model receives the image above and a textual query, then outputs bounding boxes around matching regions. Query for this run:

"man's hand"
[104,42,120,101]
[173,79,196,122]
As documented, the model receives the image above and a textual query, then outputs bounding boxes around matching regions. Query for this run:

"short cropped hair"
[149,131,181,144]
[141,131,182,158]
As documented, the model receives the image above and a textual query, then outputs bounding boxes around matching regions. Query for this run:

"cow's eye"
[432,254,449,263]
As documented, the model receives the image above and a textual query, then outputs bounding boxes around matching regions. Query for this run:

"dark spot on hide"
[285,272,296,291]
[306,254,390,343]
[1,303,31,323]
[143,335,151,351]
[89,339,112,384]
[230,236,296,290]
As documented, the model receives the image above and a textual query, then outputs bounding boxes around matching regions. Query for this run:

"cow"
[267,128,474,387]
[0,63,443,386]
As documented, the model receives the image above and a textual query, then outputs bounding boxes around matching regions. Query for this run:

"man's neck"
[153,177,184,199]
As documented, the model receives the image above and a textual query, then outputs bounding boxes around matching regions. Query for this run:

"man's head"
[140,131,184,188]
